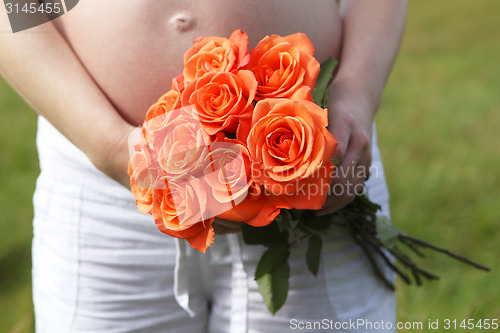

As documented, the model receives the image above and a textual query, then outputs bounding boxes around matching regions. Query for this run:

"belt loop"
[227,234,249,333]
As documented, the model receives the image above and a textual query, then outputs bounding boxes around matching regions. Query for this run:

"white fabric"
[174,238,195,318]
[227,233,248,333]
[32,116,395,332]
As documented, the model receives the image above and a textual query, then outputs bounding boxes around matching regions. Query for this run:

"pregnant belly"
[54,0,342,126]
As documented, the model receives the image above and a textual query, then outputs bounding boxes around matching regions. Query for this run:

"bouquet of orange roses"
[128,30,336,251]
[128,30,489,314]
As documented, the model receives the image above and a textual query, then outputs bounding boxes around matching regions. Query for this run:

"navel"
[169,13,195,32]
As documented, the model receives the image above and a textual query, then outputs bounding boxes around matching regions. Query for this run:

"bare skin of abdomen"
[54,0,342,126]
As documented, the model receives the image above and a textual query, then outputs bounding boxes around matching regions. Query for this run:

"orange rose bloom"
[204,134,290,227]
[155,180,215,253]
[247,99,337,210]
[128,159,161,216]
[217,188,292,227]
[181,70,257,136]
[142,96,179,144]
[128,141,167,220]
[202,134,254,204]
[143,106,212,179]
[183,29,250,84]
[246,33,320,101]
[129,142,215,252]
[144,92,179,124]
[142,76,184,143]
[157,74,184,104]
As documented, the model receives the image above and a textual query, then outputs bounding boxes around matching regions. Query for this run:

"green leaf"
[256,261,290,315]
[376,216,400,249]
[241,222,288,246]
[306,235,323,276]
[255,244,290,280]
[289,209,302,221]
[355,195,382,213]
[302,210,336,230]
[276,210,291,232]
[312,57,338,108]
[288,209,302,230]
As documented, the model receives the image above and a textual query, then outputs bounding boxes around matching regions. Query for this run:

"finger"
[316,199,351,216]
[328,109,355,163]
[331,143,345,166]
[320,142,364,215]
[329,123,350,164]
[356,148,372,183]
[336,144,361,184]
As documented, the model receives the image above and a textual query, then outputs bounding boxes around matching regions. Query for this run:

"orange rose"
[144,92,179,124]
[181,70,257,136]
[145,106,212,179]
[142,80,184,144]
[217,188,292,227]
[147,76,183,119]
[203,135,291,227]
[128,143,166,217]
[156,75,184,105]
[247,99,337,210]
[155,179,215,253]
[142,97,178,144]
[183,29,250,84]
[203,134,253,205]
[246,33,320,101]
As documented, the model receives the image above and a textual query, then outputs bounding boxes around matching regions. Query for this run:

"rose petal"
[283,32,316,56]
[284,162,335,210]
[155,218,215,253]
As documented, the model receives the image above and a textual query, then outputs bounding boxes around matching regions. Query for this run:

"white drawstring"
[174,235,249,331]
[174,238,195,317]
[227,234,249,333]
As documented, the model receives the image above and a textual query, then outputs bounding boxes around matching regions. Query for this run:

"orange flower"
[142,98,178,144]
[143,106,212,179]
[181,70,257,136]
[157,75,184,103]
[142,76,184,143]
[183,29,250,84]
[246,33,320,101]
[128,143,166,217]
[129,141,216,252]
[205,135,292,227]
[203,134,253,205]
[144,94,178,125]
[217,188,292,227]
[155,180,215,253]
[247,99,337,210]
[145,76,183,121]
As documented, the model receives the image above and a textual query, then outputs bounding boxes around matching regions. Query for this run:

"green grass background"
[0,0,499,331]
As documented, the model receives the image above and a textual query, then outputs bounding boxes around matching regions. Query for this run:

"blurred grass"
[0,0,499,331]
[0,78,37,330]
[378,0,500,331]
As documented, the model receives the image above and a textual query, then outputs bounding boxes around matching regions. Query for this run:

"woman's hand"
[94,123,137,189]
[317,0,407,215]
[317,78,378,215]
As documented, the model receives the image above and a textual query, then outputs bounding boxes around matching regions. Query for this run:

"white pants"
[32,116,395,332]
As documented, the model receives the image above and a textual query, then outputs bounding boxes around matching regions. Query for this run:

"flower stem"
[399,234,491,272]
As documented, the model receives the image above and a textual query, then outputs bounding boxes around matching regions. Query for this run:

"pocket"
[321,231,396,332]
